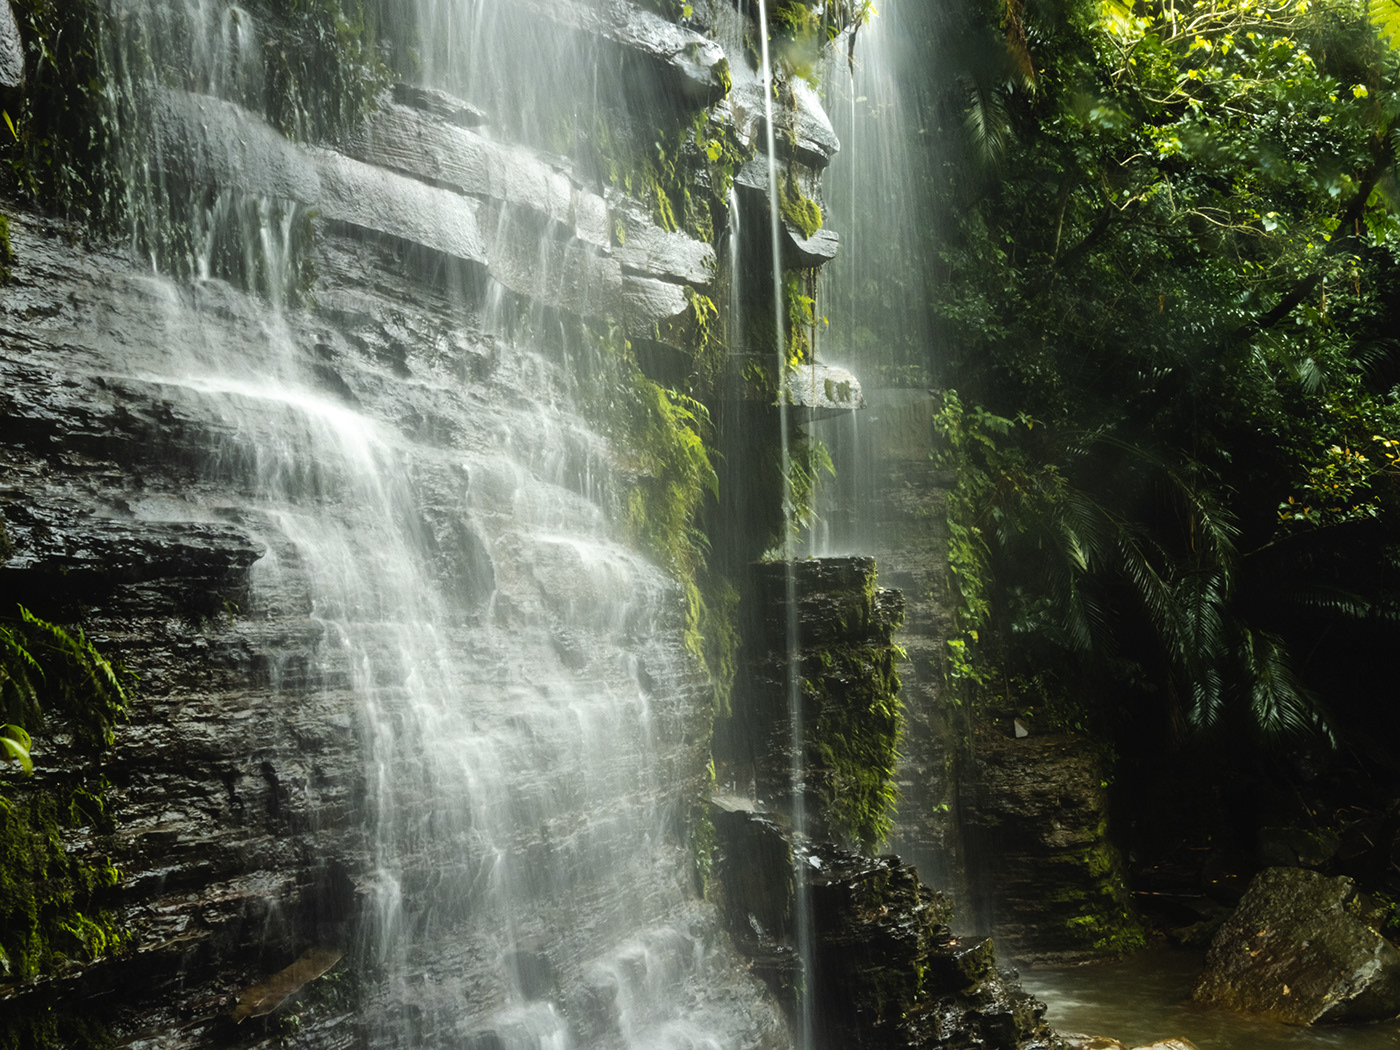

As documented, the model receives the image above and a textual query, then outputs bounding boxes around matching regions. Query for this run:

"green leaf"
[1,724,33,775]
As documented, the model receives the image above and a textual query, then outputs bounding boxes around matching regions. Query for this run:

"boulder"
[1193,866,1400,1024]
[1,1,22,90]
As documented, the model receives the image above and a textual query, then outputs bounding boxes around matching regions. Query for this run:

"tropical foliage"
[934,0,1400,761]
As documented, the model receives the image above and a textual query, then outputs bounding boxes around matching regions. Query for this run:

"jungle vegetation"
[926,0,1400,867]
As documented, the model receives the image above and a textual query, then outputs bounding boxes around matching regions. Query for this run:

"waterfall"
[0,0,802,1045]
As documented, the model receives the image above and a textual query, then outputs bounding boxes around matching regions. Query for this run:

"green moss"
[0,607,133,1029]
[799,576,905,851]
[779,174,823,239]
[691,797,717,897]
[1,0,130,227]
[586,104,744,244]
[0,215,12,285]
[0,790,130,983]
[1042,834,1145,955]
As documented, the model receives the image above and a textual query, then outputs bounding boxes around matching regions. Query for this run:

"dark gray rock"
[1,1,22,90]
[960,728,1143,964]
[1194,866,1400,1024]
[786,224,840,268]
[709,805,1067,1050]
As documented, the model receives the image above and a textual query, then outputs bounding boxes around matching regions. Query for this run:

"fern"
[0,606,134,764]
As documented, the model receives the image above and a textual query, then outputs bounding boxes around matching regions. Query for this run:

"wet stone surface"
[1194,867,1400,1024]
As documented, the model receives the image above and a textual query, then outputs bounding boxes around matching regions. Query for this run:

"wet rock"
[1194,866,1400,1023]
[717,557,905,848]
[1064,1034,1199,1049]
[345,104,610,249]
[391,83,490,127]
[611,192,717,285]
[314,148,487,265]
[730,355,863,417]
[482,202,625,318]
[960,727,1143,964]
[786,224,840,268]
[708,807,1065,1050]
[621,273,692,328]
[1,1,22,90]
[516,0,730,102]
[0,497,264,616]
[784,78,842,167]
[153,90,321,204]
[731,76,840,169]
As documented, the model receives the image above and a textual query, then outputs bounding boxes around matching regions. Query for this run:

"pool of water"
[1018,949,1400,1049]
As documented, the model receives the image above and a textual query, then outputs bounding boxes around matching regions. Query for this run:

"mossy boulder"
[1194,867,1400,1024]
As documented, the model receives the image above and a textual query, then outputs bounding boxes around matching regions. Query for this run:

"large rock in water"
[1193,867,1400,1023]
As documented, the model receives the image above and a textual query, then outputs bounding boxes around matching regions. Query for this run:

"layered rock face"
[0,197,780,1045]
[715,557,904,851]
[959,728,1142,964]
[708,557,1065,1050]
[0,0,809,1045]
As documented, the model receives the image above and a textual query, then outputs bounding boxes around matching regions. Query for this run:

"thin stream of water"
[754,3,814,1047]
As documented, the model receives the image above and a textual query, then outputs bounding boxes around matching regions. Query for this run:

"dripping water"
[67,1,795,1046]
[755,3,815,1048]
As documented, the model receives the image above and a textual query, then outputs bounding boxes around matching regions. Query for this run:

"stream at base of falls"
[1019,949,1400,1050]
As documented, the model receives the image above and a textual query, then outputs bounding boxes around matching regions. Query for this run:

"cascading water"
[9,0,798,1046]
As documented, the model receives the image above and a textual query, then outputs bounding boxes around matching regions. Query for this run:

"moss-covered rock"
[960,727,1143,963]
[717,556,905,850]
[1195,867,1400,1024]
[708,805,1066,1050]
